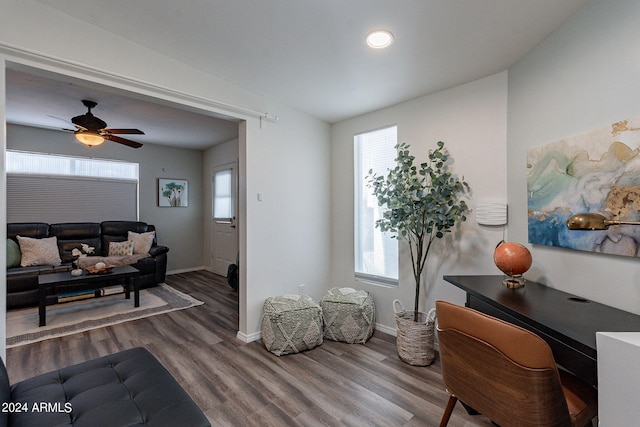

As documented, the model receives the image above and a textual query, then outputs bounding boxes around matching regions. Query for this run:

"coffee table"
[38,265,140,327]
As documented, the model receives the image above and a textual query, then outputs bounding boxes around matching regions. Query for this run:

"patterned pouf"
[261,294,323,356]
[320,287,375,344]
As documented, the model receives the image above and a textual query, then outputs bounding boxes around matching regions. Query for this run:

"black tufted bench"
[0,347,210,427]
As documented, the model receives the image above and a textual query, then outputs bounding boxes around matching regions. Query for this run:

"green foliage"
[366,141,470,313]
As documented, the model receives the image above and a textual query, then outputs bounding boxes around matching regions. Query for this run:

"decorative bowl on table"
[84,263,114,274]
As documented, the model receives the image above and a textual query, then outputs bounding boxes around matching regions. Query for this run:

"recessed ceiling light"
[366,30,394,49]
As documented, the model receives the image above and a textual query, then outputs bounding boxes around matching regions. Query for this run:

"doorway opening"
[2,60,246,347]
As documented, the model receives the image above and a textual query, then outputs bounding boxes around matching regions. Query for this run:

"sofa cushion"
[50,223,102,263]
[7,223,49,241]
[9,347,210,427]
[7,265,56,278]
[101,221,150,235]
[101,222,154,256]
[16,236,61,267]
[128,231,155,255]
[108,240,134,256]
[6,239,20,268]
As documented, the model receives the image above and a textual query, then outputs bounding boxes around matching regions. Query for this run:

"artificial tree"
[367,141,469,318]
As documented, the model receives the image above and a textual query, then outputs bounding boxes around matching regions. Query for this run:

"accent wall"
[507,0,640,314]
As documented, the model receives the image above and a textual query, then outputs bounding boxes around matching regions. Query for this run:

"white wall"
[507,0,640,313]
[0,0,332,346]
[244,111,331,338]
[0,64,6,361]
[331,72,508,331]
[6,124,204,272]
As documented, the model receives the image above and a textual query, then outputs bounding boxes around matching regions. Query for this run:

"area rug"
[6,283,204,347]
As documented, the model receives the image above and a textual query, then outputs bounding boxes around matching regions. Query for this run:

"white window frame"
[354,125,399,287]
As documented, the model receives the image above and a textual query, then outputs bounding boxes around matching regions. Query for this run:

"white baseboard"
[237,330,261,343]
[167,266,227,276]
[234,325,440,353]
[375,322,397,336]
[239,324,395,344]
[166,266,207,275]
[165,271,437,351]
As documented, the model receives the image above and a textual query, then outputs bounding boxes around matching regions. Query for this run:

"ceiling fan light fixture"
[75,132,105,146]
[366,30,394,49]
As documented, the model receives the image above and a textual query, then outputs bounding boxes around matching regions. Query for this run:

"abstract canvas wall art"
[158,178,188,207]
[527,116,640,257]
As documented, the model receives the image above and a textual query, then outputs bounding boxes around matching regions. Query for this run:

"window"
[213,168,233,220]
[6,151,138,179]
[354,125,398,286]
[6,150,139,223]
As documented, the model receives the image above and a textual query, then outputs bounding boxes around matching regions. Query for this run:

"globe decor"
[493,241,532,288]
[367,141,469,366]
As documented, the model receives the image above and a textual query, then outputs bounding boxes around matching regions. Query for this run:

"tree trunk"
[413,263,424,321]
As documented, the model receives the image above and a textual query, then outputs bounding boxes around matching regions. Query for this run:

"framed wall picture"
[158,178,188,207]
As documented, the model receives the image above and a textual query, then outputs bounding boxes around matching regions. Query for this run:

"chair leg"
[440,395,458,427]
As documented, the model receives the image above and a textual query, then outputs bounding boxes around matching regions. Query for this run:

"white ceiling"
[6,1,590,149]
[5,66,241,150]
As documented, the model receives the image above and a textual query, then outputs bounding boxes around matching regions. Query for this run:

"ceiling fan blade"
[105,134,143,149]
[49,115,89,131]
[47,114,74,125]
[48,114,86,130]
[104,128,145,135]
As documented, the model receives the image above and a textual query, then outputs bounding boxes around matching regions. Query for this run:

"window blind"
[214,169,233,219]
[7,174,138,224]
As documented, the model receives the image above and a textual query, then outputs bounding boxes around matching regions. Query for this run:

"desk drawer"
[468,295,597,387]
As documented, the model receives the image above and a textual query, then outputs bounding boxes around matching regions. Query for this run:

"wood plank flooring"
[6,270,493,426]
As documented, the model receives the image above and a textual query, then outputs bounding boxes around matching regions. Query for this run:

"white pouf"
[320,287,375,344]
[261,294,323,356]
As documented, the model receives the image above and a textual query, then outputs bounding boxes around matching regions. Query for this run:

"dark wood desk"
[443,275,640,387]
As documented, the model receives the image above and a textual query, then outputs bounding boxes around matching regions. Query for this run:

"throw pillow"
[6,239,21,268]
[16,236,61,267]
[109,240,134,256]
[128,231,155,255]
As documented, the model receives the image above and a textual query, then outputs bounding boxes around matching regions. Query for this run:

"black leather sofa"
[7,221,169,309]
[0,347,210,427]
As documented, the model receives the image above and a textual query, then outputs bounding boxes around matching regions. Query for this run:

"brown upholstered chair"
[435,300,597,427]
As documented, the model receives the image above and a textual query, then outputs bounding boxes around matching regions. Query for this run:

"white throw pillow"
[16,235,61,267]
[128,231,155,254]
[109,240,134,256]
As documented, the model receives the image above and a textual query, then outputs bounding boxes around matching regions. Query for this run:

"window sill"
[355,273,398,288]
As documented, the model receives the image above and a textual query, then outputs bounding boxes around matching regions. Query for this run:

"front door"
[212,162,238,276]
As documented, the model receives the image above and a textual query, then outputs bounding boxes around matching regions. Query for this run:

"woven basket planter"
[393,299,436,366]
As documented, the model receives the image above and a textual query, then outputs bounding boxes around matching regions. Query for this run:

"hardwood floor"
[6,270,493,426]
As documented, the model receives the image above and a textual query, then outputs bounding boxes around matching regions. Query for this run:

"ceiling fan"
[64,100,144,148]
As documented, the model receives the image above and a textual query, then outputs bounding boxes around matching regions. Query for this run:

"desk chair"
[435,300,597,427]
